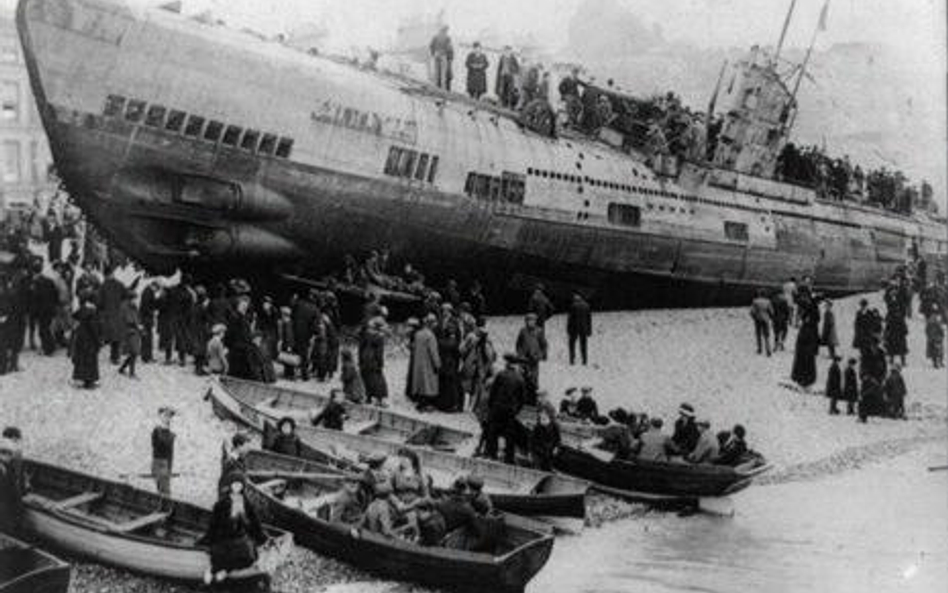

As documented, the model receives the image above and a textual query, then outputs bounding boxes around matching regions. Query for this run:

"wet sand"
[1,290,944,592]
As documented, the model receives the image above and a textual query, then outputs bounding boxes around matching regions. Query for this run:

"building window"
[103,94,126,117]
[184,115,205,137]
[259,134,277,155]
[222,125,242,146]
[165,109,186,132]
[2,140,20,182]
[724,221,749,242]
[427,155,439,183]
[607,203,641,227]
[125,99,146,122]
[145,105,166,127]
[204,120,224,142]
[501,172,525,204]
[275,137,294,158]
[414,153,429,181]
[1,81,19,122]
[240,129,260,152]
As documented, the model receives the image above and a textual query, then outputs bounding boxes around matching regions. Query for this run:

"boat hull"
[0,533,71,593]
[205,378,588,520]
[18,460,292,586]
[553,445,769,499]
[244,451,555,593]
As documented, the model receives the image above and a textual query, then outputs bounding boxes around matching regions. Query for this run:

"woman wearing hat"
[71,296,101,389]
[672,403,700,454]
[267,417,302,458]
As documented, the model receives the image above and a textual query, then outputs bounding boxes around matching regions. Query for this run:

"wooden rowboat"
[210,377,474,453]
[17,459,293,588]
[0,532,71,593]
[243,449,555,593]
[205,378,588,520]
[553,445,772,501]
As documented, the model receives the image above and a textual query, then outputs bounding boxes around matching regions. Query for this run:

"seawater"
[530,444,947,593]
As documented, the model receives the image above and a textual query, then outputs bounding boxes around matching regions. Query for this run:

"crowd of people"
[748,259,946,422]
[776,143,938,217]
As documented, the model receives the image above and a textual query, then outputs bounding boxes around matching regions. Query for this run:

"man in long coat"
[410,314,441,410]
[495,46,520,108]
[98,265,126,365]
[139,280,160,363]
[485,355,526,464]
[883,364,907,419]
[436,305,462,412]
[290,291,319,380]
[465,42,489,99]
[566,293,592,365]
[359,317,389,406]
[820,299,839,359]
[791,295,820,388]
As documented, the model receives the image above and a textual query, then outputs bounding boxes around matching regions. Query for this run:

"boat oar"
[246,470,349,482]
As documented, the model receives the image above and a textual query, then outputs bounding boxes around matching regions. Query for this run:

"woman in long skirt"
[791,298,820,388]
[71,299,101,389]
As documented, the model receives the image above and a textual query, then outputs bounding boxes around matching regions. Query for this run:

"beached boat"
[0,532,71,593]
[553,445,771,501]
[209,377,474,453]
[17,459,293,588]
[204,377,588,520]
[242,449,555,593]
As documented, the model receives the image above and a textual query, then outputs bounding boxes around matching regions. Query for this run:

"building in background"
[0,9,56,217]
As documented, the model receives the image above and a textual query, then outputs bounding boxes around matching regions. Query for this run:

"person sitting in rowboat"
[685,420,719,464]
[558,387,580,419]
[322,474,370,524]
[716,425,751,466]
[672,403,700,455]
[595,409,635,460]
[465,475,493,515]
[267,417,302,458]
[310,389,348,431]
[631,417,679,462]
[529,407,561,471]
[200,475,269,585]
[361,452,393,495]
[577,387,607,425]
[359,481,399,538]
[416,478,479,548]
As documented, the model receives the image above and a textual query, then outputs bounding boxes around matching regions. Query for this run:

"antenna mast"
[774,0,797,63]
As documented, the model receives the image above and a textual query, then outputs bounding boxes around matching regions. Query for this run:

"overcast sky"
[3,0,943,70]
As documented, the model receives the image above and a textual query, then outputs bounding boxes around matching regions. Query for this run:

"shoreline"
[1,291,944,592]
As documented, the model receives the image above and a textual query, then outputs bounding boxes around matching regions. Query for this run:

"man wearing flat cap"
[485,353,527,464]
[516,313,547,406]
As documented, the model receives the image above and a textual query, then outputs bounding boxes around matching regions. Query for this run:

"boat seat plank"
[53,491,103,510]
[349,420,379,435]
[258,479,287,491]
[112,511,170,533]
